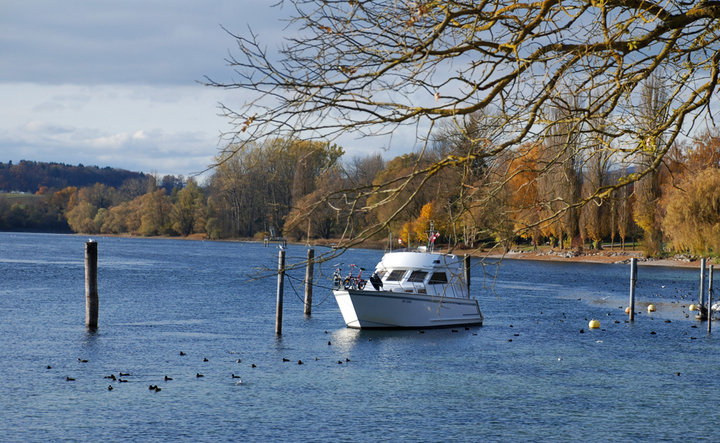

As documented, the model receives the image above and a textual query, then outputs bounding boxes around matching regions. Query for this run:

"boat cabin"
[368,250,468,298]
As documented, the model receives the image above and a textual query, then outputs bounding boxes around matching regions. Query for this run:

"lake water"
[2,232,719,441]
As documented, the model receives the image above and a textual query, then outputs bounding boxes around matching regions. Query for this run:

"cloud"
[0,0,287,86]
[0,82,227,177]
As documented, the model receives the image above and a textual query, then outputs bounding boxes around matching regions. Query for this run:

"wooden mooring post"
[708,265,714,333]
[304,248,315,316]
[464,254,471,294]
[629,258,637,322]
[85,240,98,329]
[698,258,707,321]
[275,248,285,335]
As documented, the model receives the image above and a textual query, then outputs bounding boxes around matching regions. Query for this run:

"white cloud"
[0,82,230,176]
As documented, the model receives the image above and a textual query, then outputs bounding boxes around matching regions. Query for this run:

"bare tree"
[633,74,670,255]
[206,1,720,249]
[581,112,613,249]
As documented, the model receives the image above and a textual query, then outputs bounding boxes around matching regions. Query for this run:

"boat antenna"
[427,220,435,252]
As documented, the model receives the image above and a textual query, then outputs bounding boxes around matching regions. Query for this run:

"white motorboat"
[332,246,483,329]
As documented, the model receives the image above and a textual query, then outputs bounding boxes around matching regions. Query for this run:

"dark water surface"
[2,233,718,441]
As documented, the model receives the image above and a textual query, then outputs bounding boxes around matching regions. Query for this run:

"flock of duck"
[49,352,263,391]
[48,337,363,392]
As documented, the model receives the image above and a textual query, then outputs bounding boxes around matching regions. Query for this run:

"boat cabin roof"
[376,250,462,273]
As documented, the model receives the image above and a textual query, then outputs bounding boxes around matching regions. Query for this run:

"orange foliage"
[412,201,435,242]
[504,143,542,239]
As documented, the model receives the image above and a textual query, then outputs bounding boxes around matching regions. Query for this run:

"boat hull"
[333,289,483,329]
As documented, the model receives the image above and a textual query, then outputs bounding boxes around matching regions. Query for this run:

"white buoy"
[689,304,698,311]
[647,304,656,313]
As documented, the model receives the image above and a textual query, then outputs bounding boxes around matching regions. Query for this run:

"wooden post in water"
[629,258,637,322]
[464,254,471,295]
[275,248,285,335]
[699,258,707,321]
[304,248,314,316]
[85,240,98,329]
[708,265,714,333]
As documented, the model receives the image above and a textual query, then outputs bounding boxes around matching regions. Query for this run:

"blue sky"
[1,1,389,179]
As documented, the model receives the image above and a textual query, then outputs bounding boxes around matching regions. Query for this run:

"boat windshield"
[385,270,407,281]
[407,271,427,282]
[428,272,448,284]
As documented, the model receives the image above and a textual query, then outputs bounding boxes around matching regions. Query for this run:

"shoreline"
[482,249,706,268]
[11,231,711,269]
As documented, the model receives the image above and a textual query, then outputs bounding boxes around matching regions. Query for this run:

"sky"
[0,0,396,180]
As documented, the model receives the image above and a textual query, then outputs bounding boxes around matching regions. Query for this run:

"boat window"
[375,270,387,279]
[407,271,428,282]
[385,270,407,281]
[428,272,448,284]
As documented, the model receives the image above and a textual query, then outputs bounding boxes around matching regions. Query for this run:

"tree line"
[4,126,720,257]
[0,160,148,193]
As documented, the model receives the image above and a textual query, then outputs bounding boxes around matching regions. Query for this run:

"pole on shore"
[699,258,707,321]
[304,248,314,316]
[85,240,98,329]
[708,265,714,333]
[464,254,471,295]
[629,258,637,322]
[275,248,285,335]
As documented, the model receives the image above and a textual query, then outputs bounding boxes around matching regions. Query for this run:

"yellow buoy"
[624,306,631,314]
[647,304,656,313]
[588,319,600,329]
[689,304,697,311]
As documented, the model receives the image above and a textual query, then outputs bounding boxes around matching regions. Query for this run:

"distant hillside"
[0,160,148,193]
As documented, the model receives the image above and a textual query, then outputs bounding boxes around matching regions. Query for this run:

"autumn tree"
[170,178,207,236]
[430,110,502,246]
[580,119,613,249]
[504,143,542,247]
[285,168,344,240]
[633,74,670,256]
[138,189,172,236]
[206,153,252,237]
[662,168,720,255]
[208,1,720,250]
[365,153,440,238]
[285,152,385,240]
[66,201,100,233]
[678,128,720,175]
[207,138,343,238]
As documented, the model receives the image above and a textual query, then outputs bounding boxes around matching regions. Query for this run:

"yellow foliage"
[399,221,415,246]
[413,201,435,241]
[662,168,720,255]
